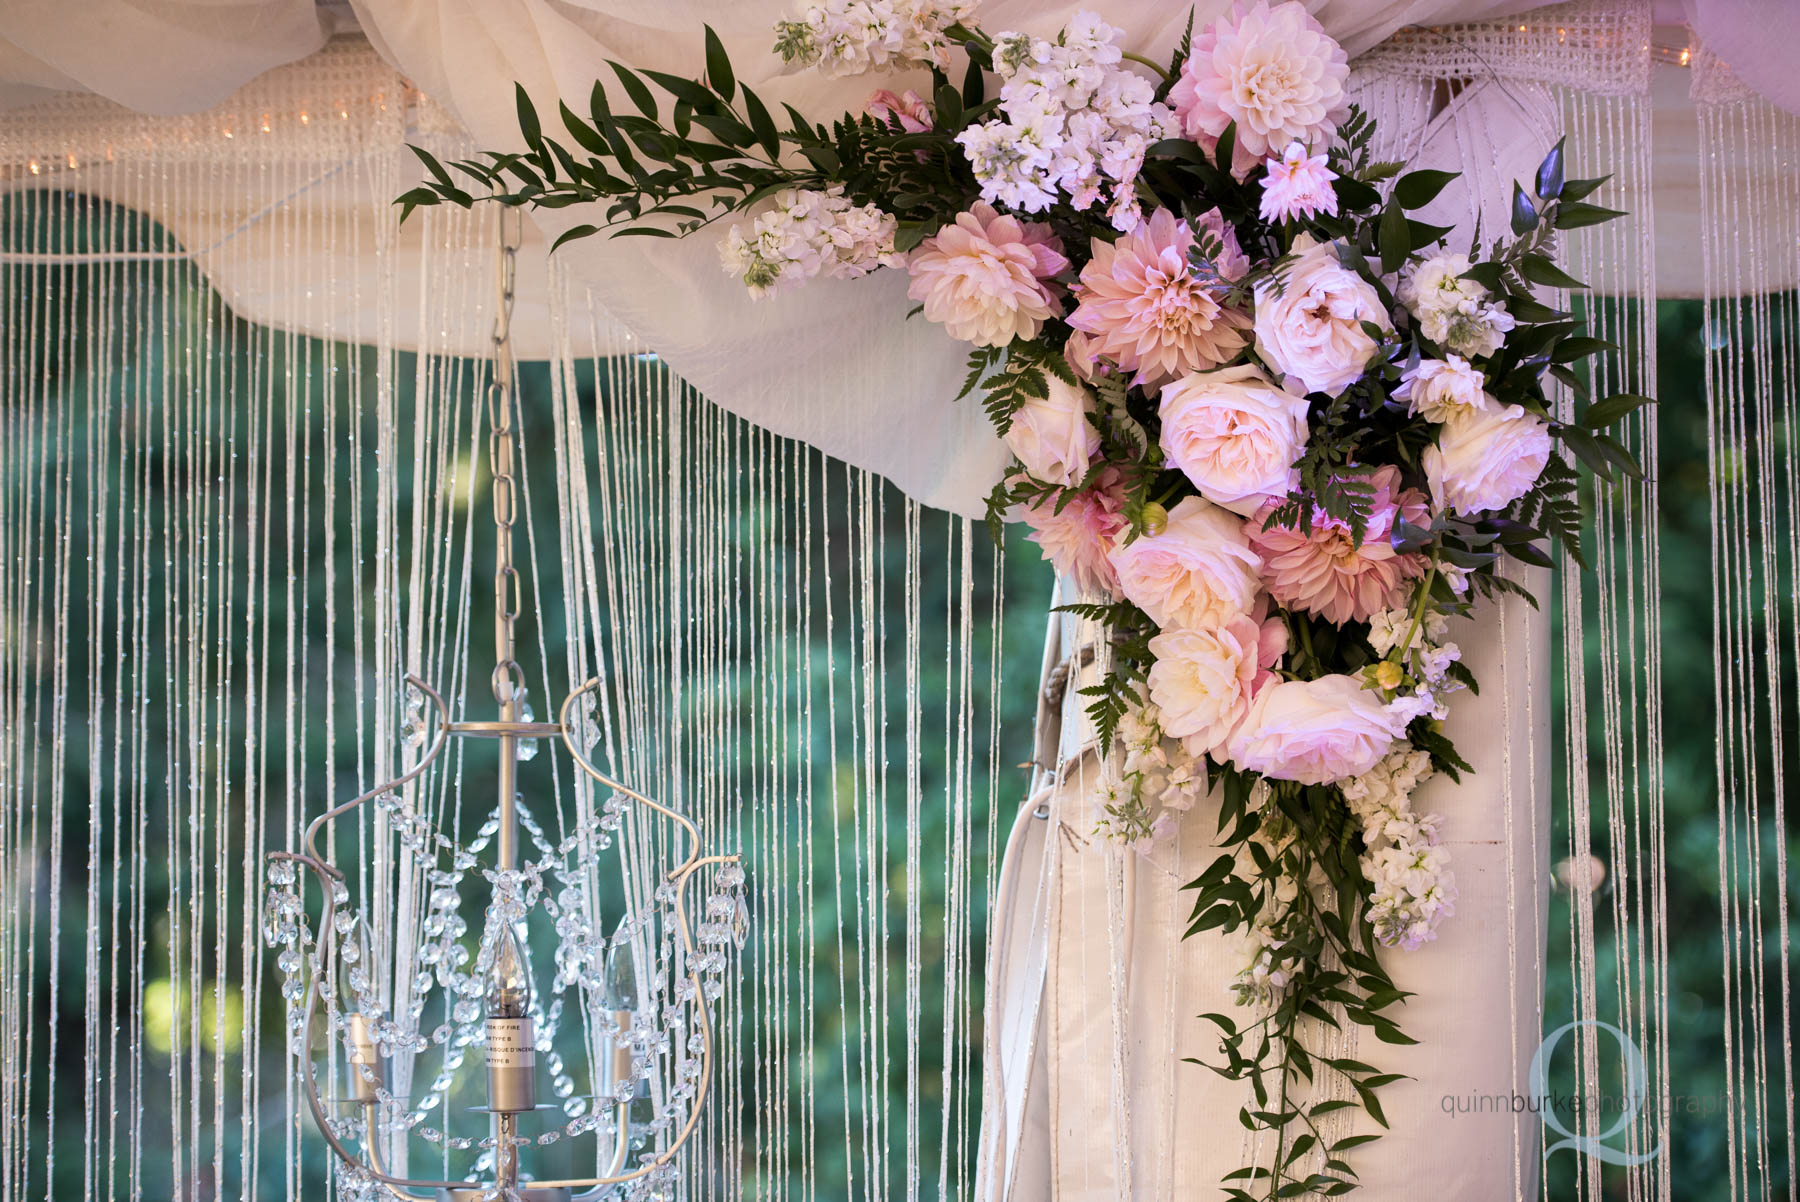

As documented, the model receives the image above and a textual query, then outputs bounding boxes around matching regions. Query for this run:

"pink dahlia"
[1067,207,1251,392]
[866,89,933,133]
[1247,465,1430,626]
[1015,469,1128,598]
[1259,141,1339,223]
[1171,2,1351,180]
[907,203,1069,347]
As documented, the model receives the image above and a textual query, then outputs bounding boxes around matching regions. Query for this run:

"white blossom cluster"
[1367,606,1464,728]
[719,186,906,297]
[1341,749,1457,951]
[955,12,1177,231]
[1397,251,1518,360]
[1231,784,1303,1007]
[773,0,977,77]
[1097,697,1210,849]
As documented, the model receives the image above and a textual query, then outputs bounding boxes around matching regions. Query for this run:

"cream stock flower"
[1253,234,1388,397]
[1158,363,1310,515]
[906,203,1069,346]
[1108,496,1262,630]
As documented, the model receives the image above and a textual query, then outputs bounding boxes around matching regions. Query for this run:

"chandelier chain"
[488,206,523,710]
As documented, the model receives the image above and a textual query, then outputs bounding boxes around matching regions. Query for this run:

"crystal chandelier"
[263,211,746,1201]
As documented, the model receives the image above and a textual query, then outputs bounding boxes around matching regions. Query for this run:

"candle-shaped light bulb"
[337,917,382,1103]
[487,923,531,1019]
[484,924,536,1114]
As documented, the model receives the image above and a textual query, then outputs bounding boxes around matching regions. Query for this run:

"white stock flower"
[1398,251,1517,359]
[957,11,1177,231]
[1342,749,1455,951]
[774,0,977,77]
[719,187,905,297]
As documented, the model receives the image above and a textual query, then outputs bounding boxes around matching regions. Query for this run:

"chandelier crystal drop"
[265,209,746,1201]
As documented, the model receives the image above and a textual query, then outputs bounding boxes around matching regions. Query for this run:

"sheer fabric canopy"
[2,0,1770,515]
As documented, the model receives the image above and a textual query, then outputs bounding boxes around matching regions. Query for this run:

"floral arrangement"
[397,2,1642,1195]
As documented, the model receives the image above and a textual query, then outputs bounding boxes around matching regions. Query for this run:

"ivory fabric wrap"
[977,571,1552,1200]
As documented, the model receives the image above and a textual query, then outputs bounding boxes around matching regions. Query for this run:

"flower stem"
[1390,550,1441,666]
[1121,50,1171,80]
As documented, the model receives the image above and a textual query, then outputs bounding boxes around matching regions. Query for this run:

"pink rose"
[1108,496,1262,630]
[1159,364,1310,516]
[1424,404,1552,515]
[1225,673,1404,785]
[866,89,933,133]
[907,203,1068,347]
[1016,469,1127,597]
[1004,375,1099,489]
[1253,233,1389,397]
[1146,615,1261,754]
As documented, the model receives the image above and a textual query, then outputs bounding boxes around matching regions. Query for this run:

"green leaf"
[1517,253,1586,291]
[1378,200,1409,274]
[703,26,736,102]
[550,224,601,252]
[1556,424,1617,482]
[608,61,659,120]
[407,144,455,189]
[1393,168,1457,210]
[642,69,717,111]
[1554,201,1627,229]
[1559,174,1611,202]
[742,87,781,160]
[515,83,543,150]
[559,102,611,156]
[1552,336,1620,363]
[1583,392,1654,429]
[613,225,680,238]
[1214,121,1237,174]
[1510,180,1538,235]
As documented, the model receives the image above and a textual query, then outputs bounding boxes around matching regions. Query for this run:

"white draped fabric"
[0,0,1728,516]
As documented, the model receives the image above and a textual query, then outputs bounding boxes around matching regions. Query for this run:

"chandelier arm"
[301,674,454,869]
[555,680,706,879]
[288,850,484,1194]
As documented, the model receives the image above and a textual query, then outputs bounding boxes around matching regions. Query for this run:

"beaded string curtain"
[0,40,1020,1202]
[1693,41,1800,1202]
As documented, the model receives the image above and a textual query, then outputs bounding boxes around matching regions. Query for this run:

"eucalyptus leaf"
[703,26,736,102]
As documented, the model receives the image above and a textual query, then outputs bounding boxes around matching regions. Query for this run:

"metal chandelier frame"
[268,205,740,1200]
